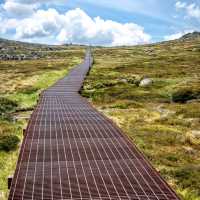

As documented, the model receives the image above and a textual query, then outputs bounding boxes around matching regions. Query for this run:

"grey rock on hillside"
[139,78,153,87]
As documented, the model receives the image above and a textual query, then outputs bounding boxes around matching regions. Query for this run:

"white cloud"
[186,3,200,18]
[3,8,151,46]
[56,9,151,46]
[175,1,200,19]
[164,30,194,41]
[3,1,38,17]
[175,1,186,9]
[15,8,64,39]
[1,0,66,17]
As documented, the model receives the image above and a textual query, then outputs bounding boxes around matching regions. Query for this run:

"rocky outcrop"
[139,77,153,87]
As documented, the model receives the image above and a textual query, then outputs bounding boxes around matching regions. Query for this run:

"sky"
[0,0,199,46]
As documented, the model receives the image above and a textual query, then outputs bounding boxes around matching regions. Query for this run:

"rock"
[186,130,200,145]
[120,79,128,83]
[183,146,196,154]
[191,130,200,139]
[185,118,199,128]
[187,99,200,103]
[139,78,153,87]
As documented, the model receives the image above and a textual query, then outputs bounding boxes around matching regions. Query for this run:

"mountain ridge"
[180,31,200,40]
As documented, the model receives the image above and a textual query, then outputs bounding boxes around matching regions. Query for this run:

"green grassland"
[82,38,200,200]
[1,36,200,200]
[0,45,85,199]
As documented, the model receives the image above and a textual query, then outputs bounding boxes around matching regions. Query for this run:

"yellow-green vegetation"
[82,37,200,200]
[0,45,85,199]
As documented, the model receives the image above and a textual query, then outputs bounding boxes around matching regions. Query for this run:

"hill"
[0,38,56,60]
[82,36,200,200]
[0,36,200,200]
[0,40,85,199]
[0,38,81,60]
[180,31,200,40]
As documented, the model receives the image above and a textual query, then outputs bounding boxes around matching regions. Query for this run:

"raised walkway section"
[9,50,180,200]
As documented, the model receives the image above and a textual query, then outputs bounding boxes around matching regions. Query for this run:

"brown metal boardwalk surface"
[9,50,180,200]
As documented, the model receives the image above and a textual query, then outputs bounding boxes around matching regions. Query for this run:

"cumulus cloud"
[175,1,200,19]
[2,7,151,46]
[1,0,66,17]
[15,9,64,39]
[175,1,186,9]
[3,1,38,17]
[56,8,151,46]
[186,3,200,18]
[164,30,194,41]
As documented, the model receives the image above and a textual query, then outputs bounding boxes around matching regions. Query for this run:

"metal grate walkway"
[8,50,180,200]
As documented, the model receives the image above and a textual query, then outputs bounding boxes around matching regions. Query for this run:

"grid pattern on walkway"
[8,51,180,200]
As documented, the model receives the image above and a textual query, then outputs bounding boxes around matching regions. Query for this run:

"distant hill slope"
[0,33,200,60]
[180,31,200,40]
[0,37,63,51]
[0,38,59,60]
[0,37,74,60]
[0,37,87,60]
[82,34,200,200]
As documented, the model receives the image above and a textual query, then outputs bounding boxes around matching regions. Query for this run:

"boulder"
[183,146,196,155]
[120,79,128,83]
[191,130,200,139]
[186,130,200,145]
[187,99,200,103]
[139,78,153,87]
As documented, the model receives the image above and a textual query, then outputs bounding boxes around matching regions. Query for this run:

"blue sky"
[0,0,199,45]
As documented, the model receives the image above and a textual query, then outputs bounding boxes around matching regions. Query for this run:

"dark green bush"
[0,135,20,151]
[0,97,18,115]
[103,80,118,87]
[172,88,200,103]
[92,80,119,90]
[166,155,178,162]
[127,77,136,84]
[81,90,91,98]
[173,166,200,195]
[110,103,129,109]
[18,86,38,94]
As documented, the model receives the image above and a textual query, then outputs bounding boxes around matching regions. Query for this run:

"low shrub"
[0,97,18,115]
[172,87,200,103]
[0,135,20,151]
[166,154,178,162]
[126,77,136,84]
[17,86,38,94]
[173,166,200,195]
[110,103,129,109]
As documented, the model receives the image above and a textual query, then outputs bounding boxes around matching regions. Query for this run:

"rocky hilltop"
[0,38,64,60]
[180,31,200,40]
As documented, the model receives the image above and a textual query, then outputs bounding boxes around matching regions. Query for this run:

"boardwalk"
[9,50,180,200]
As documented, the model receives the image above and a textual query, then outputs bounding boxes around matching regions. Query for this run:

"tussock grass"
[82,38,200,200]
[0,46,85,199]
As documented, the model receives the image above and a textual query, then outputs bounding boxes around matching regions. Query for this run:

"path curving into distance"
[9,50,180,200]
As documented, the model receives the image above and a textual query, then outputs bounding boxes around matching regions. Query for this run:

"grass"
[1,37,200,200]
[82,38,200,200]
[0,46,85,199]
